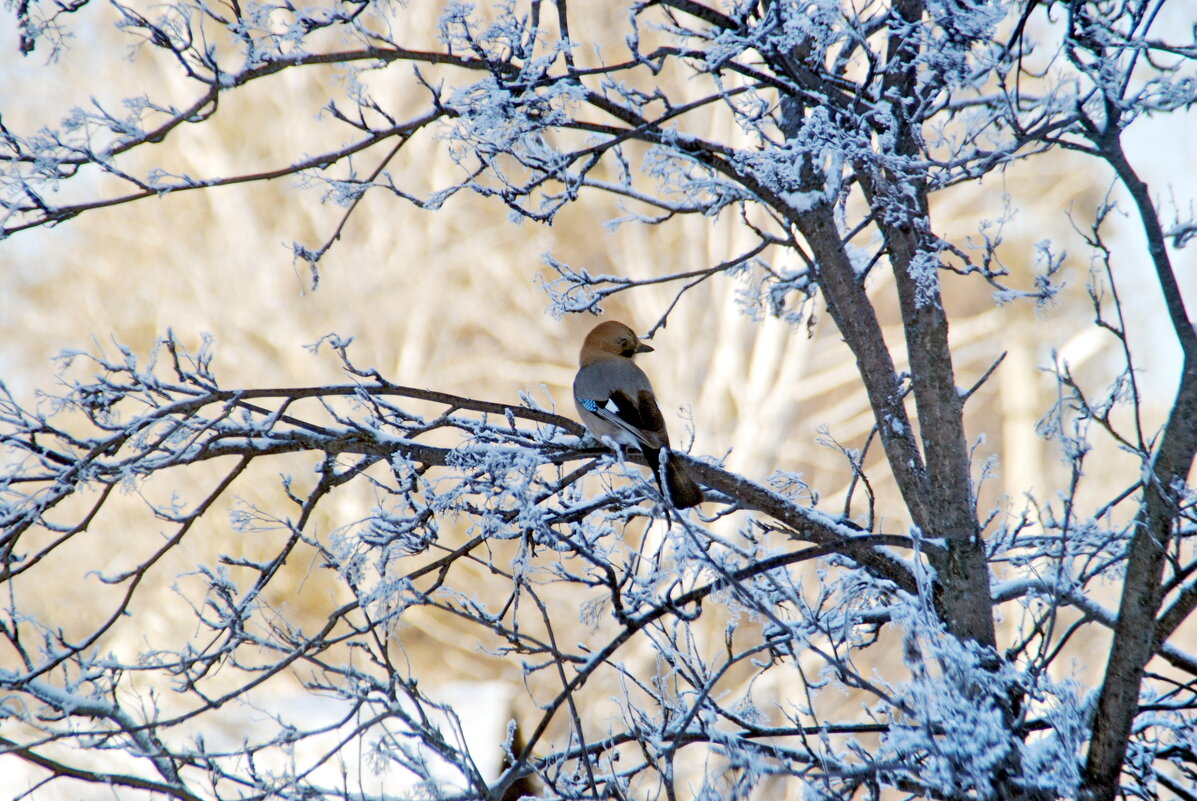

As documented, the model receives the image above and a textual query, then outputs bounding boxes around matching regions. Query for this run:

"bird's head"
[579,321,654,365]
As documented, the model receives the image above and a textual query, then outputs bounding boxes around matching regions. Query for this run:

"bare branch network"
[2,1,1197,800]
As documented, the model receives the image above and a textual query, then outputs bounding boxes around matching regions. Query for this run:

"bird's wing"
[574,360,669,450]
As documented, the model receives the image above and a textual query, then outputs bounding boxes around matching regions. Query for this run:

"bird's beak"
[636,342,654,354]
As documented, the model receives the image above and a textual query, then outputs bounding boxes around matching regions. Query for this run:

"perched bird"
[573,321,703,508]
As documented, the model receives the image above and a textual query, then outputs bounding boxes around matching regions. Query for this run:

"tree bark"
[1082,135,1197,801]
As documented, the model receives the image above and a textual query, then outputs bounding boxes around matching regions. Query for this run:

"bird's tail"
[645,448,703,508]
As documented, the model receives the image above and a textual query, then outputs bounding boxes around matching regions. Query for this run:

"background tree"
[2,1,1197,800]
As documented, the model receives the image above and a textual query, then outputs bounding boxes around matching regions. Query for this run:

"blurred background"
[2,1,1196,797]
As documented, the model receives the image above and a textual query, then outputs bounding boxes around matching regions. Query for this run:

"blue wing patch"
[578,397,600,414]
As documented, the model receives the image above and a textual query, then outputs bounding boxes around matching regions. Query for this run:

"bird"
[573,321,703,508]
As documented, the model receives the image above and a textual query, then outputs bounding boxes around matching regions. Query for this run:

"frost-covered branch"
[5,0,1197,797]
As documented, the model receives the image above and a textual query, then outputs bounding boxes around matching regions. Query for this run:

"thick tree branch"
[1084,123,1197,801]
